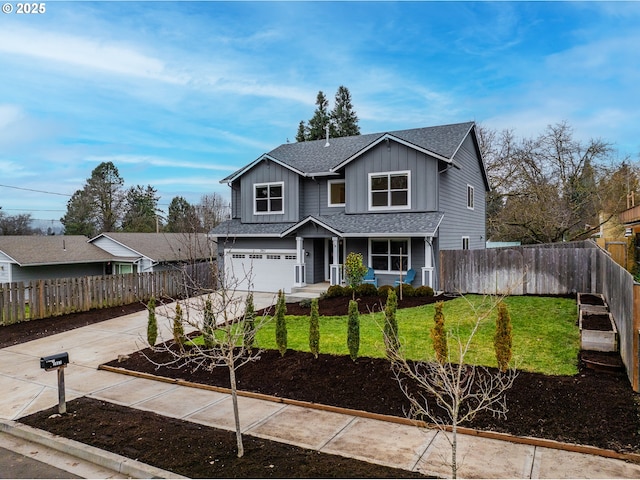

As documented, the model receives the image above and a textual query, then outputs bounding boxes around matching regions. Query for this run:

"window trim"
[368,238,411,273]
[368,170,411,211]
[253,181,284,215]
[327,179,346,207]
[467,184,474,210]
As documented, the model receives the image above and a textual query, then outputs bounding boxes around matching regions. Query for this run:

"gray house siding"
[239,161,300,223]
[438,135,486,250]
[300,177,346,217]
[10,263,105,283]
[231,182,241,219]
[344,141,438,214]
[92,236,137,257]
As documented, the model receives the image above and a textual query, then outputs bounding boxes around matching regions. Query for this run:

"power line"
[0,184,72,197]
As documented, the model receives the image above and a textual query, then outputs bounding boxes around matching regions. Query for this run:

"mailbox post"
[40,352,69,414]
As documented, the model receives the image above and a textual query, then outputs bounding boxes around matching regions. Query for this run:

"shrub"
[347,300,360,361]
[396,284,415,297]
[173,302,185,347]
[494,301,513,372]
[383,289,399,359]
[243,293,256,351]
[415,285,435,297]
[378,285,394,297]
[355,283,378,297]
[326,285,346,298]
[430,301,447,364]
[146,296,157,346]
[309,298,320,359]
[203,295,215,348]
[298,298,312,309]
[275,290,287,356]
[344,252,369,298]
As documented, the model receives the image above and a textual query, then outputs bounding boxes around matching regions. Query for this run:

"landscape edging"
[99,363,640,465]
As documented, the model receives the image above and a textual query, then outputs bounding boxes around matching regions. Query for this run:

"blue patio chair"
[394,268,416,286]
[362,267,378,288]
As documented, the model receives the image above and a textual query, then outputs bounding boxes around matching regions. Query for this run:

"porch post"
[294,237,306,287]
[422,237,434,288]
[330,236,342,286]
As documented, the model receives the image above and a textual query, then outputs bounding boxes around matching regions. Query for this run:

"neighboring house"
[211,121,489,293]
[0,235,114,284]
[89,232,215,274]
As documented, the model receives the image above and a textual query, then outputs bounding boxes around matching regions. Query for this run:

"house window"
[254,182,284,214]
[370,239,410,272]
[467,185,474,210]
[462,237,470,250]
[328,180,346,207]
[369,171,410,210]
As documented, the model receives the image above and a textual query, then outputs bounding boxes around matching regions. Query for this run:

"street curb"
[0,419,186,479]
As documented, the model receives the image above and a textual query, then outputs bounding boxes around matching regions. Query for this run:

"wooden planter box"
[577,292,608,315]
[579,310,618,352]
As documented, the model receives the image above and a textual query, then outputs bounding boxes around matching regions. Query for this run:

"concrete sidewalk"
[1,292,640,478]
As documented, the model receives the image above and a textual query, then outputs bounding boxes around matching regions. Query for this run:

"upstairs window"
[328,180,346,207]
[369,171,410,210]
[467,185,474,210]
[254,182,284,214]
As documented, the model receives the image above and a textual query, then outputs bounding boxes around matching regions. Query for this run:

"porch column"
[294,236,306,287]
[422,237,434,288]
[330,236,342,285]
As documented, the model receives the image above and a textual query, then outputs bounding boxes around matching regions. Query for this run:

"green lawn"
[253,295,579,376]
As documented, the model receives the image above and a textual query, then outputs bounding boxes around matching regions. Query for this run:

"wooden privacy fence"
[0,263,216,326]
[440,240,640,392]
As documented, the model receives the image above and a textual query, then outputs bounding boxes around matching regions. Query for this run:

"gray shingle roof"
[211,212,444,238]
[221,121,475,182]
[93,233,214,262]
[0,235,114,266]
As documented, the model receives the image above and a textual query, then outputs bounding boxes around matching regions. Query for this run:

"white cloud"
[84,154,237,172]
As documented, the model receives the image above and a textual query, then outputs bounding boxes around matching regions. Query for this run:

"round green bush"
[414,285,434,297]
[355,283,378,297]
[325,285,345,298]
[378,285,394,297]
[396,284,415,297]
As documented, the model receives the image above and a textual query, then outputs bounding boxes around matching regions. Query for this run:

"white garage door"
[224,249,297,293]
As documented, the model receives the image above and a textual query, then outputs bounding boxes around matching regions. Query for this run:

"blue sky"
[1,1,639,230]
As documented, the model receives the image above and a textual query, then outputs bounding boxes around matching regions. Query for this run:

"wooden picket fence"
[0,263,216,326]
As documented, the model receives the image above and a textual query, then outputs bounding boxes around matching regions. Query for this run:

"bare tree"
[197,193,230,232]
[386,294,518,478]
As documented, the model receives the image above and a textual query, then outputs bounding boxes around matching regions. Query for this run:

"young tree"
[387,295,518,479]
[431,301,447,364]
[331,85,360,138]
[122,185,159,232]
[275,290,287,356]
[347,299,360,361]
[383,288,399,359]
[494,301,513,372]
[344,252,369,300]
[146,296,157,346]
[309,298,320,359]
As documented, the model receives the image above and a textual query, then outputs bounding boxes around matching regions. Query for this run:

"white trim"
[467,184,475,210]
[368,170,411,211]
[327,179,346,207]
[253,181,285,215]
[368,238,411,273]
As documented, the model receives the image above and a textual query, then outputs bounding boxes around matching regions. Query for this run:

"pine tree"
[306,91,331,141]
[431,301,447,364]
[295,120,307,142]
[331,85,360,137]
[494,301,513,372]
[275,290,288,356]
[309,298,320,359]
[384,288,399,359]
[244,293,256,352]
[347,300,360,361]
[146,296,157,346]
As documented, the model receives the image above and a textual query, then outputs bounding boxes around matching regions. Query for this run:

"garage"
[223,249,298,293]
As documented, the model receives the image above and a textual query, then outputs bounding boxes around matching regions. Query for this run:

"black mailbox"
[40,352,69,370]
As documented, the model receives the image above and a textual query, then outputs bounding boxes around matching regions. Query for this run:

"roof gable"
[90,232,214,262]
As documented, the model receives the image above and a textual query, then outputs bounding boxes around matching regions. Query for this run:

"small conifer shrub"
[384,288,400,359]
[173,302,185,347]
[244,293,256,351]
[146,296,157,346]
[309,298,320,359]
[494,301,513,372]
[275,290,288,356]
[431,301,447,364]
[347,299,360,361]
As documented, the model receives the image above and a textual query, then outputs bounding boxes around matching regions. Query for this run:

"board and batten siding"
[344,141,438,214]
[438,134,486,250]
[300,177,346,217]
[239,161,300,223]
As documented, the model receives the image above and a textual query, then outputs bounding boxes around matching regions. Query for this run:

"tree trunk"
[228,364,244,457]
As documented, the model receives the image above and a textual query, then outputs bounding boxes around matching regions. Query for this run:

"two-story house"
[211,121,488,293]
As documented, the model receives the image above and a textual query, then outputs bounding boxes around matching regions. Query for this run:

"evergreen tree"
[295,120,307,143]
[122,185,159,232]
[166,196,201,233]
[431,301,447,364]
[61,188,97,236]
[494,301,513,372]
[384,289,399,359]
[275,290,288,356]
[146,296,157,346]
[203,295,215,348]
[306,91,331,141]
[243,293,256,352]
[347,299,360,361]
[173,302,185,348]
[309,298,320,359]
[331,85,360,137]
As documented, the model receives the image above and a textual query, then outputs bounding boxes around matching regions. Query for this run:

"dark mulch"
[9,292,640,478]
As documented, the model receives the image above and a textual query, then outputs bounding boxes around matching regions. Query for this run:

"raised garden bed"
[577,292,609,315]
[579,311,618,352]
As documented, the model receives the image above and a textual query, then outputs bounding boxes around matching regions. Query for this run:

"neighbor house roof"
[221,121,477,183]
[0,235,114,266]
[211,212,444,239]
[90,232,215,262]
